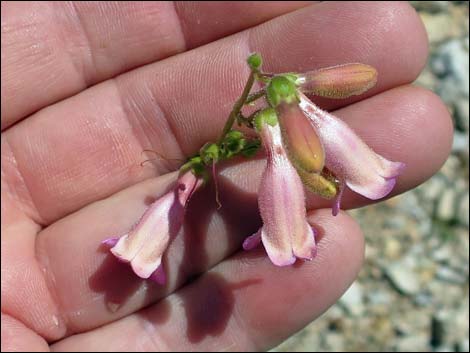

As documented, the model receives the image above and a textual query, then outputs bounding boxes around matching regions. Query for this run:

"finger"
[33,85,452,338]
[1,313,49,352]
[50,210,364,351]
[3,1,428,225]
[1,1,311,129]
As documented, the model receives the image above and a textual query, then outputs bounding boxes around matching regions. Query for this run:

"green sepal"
[200,143,220,165]
[266,75,299,107]
[241,138,261,157]
[283,72,299,84]
[254,107,278,131]
[220,130,246,159]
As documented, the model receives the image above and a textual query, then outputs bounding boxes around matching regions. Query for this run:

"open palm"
[1,2,452,351]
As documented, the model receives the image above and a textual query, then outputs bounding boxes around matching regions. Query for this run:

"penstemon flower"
[102,53,405,275]
[266,72,405,216]
[102,171,202,284]
[242,109,316,266]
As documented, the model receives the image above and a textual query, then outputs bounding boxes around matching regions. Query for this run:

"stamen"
[140,149,185,169]
[212,161,222,210]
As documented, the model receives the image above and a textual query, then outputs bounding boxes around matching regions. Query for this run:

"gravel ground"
[273,2,469,352]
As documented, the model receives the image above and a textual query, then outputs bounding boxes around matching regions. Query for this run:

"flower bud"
[247,52,262,71]
[297,63,377,99]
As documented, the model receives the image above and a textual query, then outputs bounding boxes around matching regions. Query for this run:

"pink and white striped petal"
[245,117,317,266]
[104,171,202,282]
[298,92,405,202]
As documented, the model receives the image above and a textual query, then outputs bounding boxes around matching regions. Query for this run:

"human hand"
[1,2,452,351]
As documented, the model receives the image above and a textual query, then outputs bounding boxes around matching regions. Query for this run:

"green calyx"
[283,73,299,84]
[183,130,261,177]
[254,108,279,131]
[200,143,219,165]
[220,130,261,158]
[220,130,244,158]
[247,53,262,71]
[266,75,299,107]
[180,156,206,178]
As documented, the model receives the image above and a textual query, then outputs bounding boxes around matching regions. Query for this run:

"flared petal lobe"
[298,92,405,201]
[254,116,316,266]
[296,63,378,99]
[107,171,202,281]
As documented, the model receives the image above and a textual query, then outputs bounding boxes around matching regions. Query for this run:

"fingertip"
[382,86,453,191]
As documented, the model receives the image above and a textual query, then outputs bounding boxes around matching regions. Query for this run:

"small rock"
[339,282,364,316]
[395,333,429,351]
[420,13,459,44]
[436,189,458,222]
[452,132,469,152]
[414,292,434,307]
[414,68,437,90]
[432,245,454,262]
[420,176,447,202]
[433,40,469,99]
[385,258,421,295]
[454,99,469,132]
[434,347,454,352]
[367,290,393,306]
[384,238,402,259]
[435,266,468,284]
[439,154,461,180]
[458,338,470,352]
[410,1,450,13]
[458,191,469,227]
[323,333,345,351]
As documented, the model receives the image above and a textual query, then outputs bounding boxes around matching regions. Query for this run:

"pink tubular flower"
[297,92,405,213]
[243,110,316,266]
[266,70,404,216]
[102,171,202,284]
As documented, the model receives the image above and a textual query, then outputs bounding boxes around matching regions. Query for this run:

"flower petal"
[332,181,345,217]
[298,92,404,200]
[243,229,262,250]
[101,237,120,247]
[108,171,201,279]
[292,224,316,261]
[257,120,315,266]
[110,191,179,278]
[260,226,296,266]
[277,101,325,173]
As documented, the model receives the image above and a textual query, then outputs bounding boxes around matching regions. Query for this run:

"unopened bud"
[297,63,377,99]
[247,53,262,71]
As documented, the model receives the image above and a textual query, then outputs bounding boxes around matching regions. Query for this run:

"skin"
[1,1,453,351]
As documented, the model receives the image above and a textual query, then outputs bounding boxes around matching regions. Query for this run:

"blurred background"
[274,1,469,352]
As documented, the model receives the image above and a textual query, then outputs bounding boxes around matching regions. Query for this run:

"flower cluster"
[102,54,404,281]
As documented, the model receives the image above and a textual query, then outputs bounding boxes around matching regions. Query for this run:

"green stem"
[244,89,265,105]
[237,109,261,127]
[217,71,256,145]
